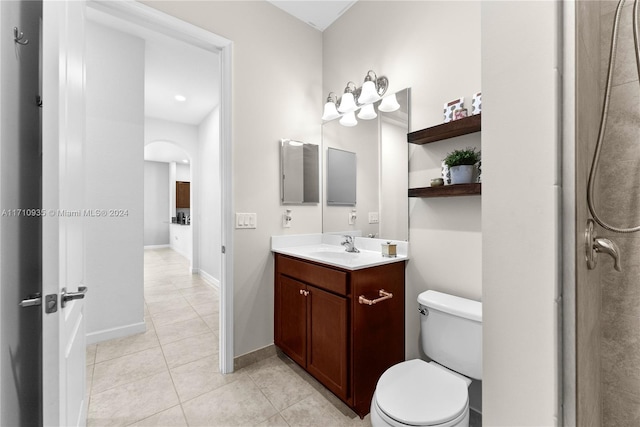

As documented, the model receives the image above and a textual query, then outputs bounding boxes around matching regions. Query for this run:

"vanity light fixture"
[357,70,383,104]
[378,93,401,113]
[322,69,395,126]
[340,111,358,127]
[357,103,377,120]
[322,93,341,121]
[337,82,358,113]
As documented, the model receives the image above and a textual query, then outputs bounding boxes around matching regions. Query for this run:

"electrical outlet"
[348,211,357,225]
[283,214,291,228]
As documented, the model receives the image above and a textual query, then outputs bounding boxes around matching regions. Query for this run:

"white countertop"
[271,233,409,271]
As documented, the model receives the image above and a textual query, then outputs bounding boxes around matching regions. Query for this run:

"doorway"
[85,1,233,373]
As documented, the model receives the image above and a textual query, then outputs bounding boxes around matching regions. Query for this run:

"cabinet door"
[351,262,405,415]
[275,275,307,367]
[176,181,190,208]
[307,285,348,400]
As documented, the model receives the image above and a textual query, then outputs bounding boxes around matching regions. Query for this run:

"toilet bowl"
[370,360,470,427]
[370,291,482,427]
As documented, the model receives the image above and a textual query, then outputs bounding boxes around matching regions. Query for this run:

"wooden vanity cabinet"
[274,253,405,418]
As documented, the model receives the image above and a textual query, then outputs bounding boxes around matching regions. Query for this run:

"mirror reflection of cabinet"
[176,181,190,208]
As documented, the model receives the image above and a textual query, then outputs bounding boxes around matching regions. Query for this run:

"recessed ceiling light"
[175,95,187,102]
[182,159,189,163]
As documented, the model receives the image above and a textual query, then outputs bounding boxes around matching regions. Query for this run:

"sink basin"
[306,250,360,261]
[273,243,406,270]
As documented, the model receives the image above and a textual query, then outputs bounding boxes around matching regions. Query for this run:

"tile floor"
[86,248,371,426]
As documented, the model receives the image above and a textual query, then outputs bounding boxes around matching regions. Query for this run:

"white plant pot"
[449,165,475,184]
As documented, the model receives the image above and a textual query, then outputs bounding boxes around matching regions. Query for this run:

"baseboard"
[234,344,277,370]
[86,321,146,345]
[144,244,170,250]
[199,269,220,291]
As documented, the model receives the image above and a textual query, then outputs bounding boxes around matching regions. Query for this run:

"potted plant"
[443,147,480,184]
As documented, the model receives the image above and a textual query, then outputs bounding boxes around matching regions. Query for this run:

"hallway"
[86,248,369,426]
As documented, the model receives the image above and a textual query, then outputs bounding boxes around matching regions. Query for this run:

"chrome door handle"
[19,293,42,308]
[61,286,87,307]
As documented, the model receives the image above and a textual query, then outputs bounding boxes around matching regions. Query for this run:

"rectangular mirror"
[280,139,319,204]
[327,148,356,205]
[322,88,409,240]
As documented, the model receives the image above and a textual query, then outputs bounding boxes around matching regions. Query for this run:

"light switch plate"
[368,212,379,224]
[236,213,257,229]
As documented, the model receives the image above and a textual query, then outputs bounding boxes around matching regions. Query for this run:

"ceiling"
[267,0,357,31]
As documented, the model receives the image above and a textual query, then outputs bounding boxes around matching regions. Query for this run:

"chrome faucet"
[341,235,359,253]
[593,237,622,272]
[585,219,622,272]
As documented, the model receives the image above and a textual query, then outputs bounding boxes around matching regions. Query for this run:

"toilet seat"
[374,359,469,426]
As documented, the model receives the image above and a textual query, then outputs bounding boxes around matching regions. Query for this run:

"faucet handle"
[594,237,622,272]
[586,219,622,272]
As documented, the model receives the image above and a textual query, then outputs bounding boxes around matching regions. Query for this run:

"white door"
[41,0,88,425]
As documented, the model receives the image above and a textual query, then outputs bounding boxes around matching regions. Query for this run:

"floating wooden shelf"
[408,114,481,145]
[408,183,481,198]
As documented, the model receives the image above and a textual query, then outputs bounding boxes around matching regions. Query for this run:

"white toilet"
[371,290,482,427]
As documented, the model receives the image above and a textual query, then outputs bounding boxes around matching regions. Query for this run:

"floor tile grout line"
[128,255,189,426]
[147,250,216,426]
[87,249,199,423]
[88,353,169,398]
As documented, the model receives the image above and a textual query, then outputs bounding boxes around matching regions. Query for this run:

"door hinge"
[221,245,226,254]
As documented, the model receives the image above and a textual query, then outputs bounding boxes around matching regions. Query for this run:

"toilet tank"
[419,290,482,380]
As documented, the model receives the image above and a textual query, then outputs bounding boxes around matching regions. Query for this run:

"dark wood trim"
[408,183,481,198]
[407,114,481,145]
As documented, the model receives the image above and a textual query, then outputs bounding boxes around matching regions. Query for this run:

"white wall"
[145,117,199,155]
[144,161,170,246]
[198,107,221,285]
[482,2,561,425]
[85,21,145,342]
[144,0,323,357]
[176,163,190,182]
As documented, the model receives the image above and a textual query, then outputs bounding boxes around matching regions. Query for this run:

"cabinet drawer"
[277,255,347,296]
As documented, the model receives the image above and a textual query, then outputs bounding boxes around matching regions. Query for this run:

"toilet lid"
[376,359,468,426]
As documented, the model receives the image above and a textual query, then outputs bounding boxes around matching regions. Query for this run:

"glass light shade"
[337,92,357,113]
[358,80,380,104]
[357,103,377,120]
[322,101,341,121]
[378,93,401,112]
[339,111,358,127]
